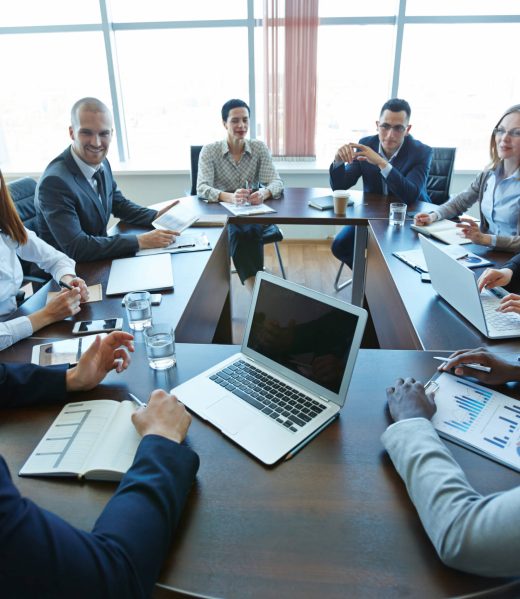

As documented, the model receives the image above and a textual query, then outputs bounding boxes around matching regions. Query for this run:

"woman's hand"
[61,275,89,302]
[28,288,81,332]
[478,268,513,291]
[498,293,520,315]
[414,212,435,226]
[456,217,490,245]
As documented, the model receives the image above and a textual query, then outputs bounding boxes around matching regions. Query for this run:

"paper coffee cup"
[333,190,350,215]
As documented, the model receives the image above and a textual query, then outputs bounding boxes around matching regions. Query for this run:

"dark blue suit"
[35,148,158,262]
[0,363,199,599]
[329,134,432,265]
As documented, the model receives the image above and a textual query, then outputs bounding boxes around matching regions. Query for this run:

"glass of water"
[389,202,407,227]
[144,323,176,370]
[124,291,152,330]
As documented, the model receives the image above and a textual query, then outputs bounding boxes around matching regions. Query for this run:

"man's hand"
[137,228,179,250]
[478,267,513,291]
[456,217,490,245]
[61,275,89,302]
[414,212,436,226]
[438,348,520,385]
[334,143,356,164]
[66,331,134,392]
[132,390,191,444]
[155,199,180,218]
[386,377,436,422]
[348,143,388,169]
[249,188,269,205]
[232,188,251,205]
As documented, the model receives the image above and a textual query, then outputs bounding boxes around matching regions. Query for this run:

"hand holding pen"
[59,276,89,302]
[435,348,520,385]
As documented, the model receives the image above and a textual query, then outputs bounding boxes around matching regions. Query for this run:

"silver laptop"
[172,271,367,464]
[106,253,173,295]
[419,235,520,339]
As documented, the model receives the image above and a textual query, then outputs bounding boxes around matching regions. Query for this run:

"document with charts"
[152,200,199,232]
[430,372,520,472]
[19,400,141,481]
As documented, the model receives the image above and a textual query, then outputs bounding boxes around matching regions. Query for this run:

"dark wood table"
[1,344,518,598]
[10,225,232,345]
[366,218,520,352]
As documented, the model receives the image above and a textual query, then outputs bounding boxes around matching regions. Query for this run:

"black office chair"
[189,145,286,279]
[427,147,456,205]
[7,177,50,304]
[334,146,458,292]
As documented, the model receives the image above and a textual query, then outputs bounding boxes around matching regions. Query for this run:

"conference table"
[2,187,520,597]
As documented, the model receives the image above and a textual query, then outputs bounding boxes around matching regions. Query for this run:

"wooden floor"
[231,240,353,344]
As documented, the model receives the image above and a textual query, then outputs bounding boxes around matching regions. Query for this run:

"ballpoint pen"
[129,392,147,408]
[75,337,82,363]
[432,356,492,373]
[59,280,74,290]
[175,243,196,249]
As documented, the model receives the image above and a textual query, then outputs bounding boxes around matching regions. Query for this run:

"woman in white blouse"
[0,170,88,350]
[414,104,520,251]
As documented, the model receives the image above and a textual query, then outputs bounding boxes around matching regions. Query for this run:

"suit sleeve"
[329,160,362,191]
[0,363,67,408]
[38,175,141,262]
[503,253,520,286]
[385,144,433,204]
[0,435,199,599]
[382,418,520,577]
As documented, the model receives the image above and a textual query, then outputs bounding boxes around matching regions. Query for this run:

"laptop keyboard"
[209,360,327,432]
[481,295,520,332]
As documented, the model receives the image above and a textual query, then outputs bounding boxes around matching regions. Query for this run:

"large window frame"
[0,0,518,168]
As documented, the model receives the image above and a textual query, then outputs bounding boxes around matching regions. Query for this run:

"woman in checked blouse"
[197,98,283,291]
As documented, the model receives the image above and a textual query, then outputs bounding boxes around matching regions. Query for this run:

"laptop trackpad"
[205,396,252,436]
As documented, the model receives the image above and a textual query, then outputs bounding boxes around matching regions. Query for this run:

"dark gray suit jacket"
[35,148,157,261]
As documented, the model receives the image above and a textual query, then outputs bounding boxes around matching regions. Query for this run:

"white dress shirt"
[0,228,76,350]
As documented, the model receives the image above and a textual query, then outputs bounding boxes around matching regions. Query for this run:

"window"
[109,0,247,22]
[0,32,110,170]
[398,23,520,170]
[115,28,249,167]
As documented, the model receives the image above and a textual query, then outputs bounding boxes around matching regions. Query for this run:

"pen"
[59,280,74,290]
[75,337,82,363]
[432,356,492,373]
[175,243,196,249]
[284,415,337,461]
[129,393,147,408]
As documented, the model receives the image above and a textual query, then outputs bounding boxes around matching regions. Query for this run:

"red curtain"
[263,0,319,158]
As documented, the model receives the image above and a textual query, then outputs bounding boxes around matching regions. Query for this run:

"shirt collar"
[70,145,102,180]
[378,138,405,163]
[220,138,252,156]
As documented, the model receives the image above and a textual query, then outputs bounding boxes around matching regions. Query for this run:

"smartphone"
[421,273,432,283]
[121,293,162,306]
[72,318,123,334]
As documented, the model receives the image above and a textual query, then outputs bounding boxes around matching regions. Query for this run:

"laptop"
[172,271,367,464]
[106,253,173,295]
[419,235,520,339]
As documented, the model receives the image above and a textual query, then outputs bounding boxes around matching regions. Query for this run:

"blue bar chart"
[431,373,520,470]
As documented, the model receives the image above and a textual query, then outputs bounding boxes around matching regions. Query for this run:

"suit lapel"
[64,149,108,222]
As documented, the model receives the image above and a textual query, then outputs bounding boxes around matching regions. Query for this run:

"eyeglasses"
[378,123,407,134]
[493,127,520,138]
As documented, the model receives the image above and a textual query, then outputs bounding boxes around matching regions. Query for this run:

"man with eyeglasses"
[330,98,432,269]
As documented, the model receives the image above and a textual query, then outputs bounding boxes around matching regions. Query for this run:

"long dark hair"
[0,170,28,245]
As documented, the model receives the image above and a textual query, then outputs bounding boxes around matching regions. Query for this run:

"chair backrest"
[190,145,203,196]
[8,177,38,232]
[427,147,456,205]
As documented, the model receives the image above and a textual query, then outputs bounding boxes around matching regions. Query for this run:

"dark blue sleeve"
[0,435,199,599]
[503,253,520,286]
[329,160,362,191]
[0,363,67,408]
[385,143,433,204]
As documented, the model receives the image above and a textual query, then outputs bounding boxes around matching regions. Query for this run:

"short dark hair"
[221,99,250,122]
[379,98,411,120]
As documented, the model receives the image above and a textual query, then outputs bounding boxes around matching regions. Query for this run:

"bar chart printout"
[431,373,520,471]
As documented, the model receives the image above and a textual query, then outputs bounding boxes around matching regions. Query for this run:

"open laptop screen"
[246,278,359,394]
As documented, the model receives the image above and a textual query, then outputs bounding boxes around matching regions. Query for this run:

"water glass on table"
[124,291,152,331]
[144,323,176,370]
[389,202,407,227]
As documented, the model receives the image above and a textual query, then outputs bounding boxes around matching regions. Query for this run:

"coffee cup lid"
[333,189,350,198]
